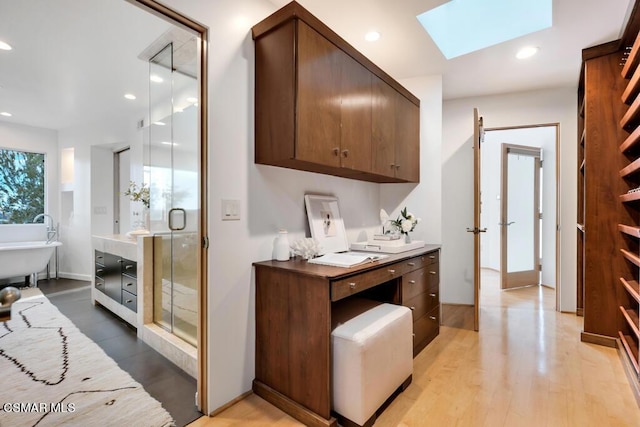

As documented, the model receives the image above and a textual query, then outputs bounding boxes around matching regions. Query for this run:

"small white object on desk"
[350,239,425,254]
[274,229,290,261]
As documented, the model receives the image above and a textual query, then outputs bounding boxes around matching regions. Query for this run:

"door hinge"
[539,263,542,271]
[540,159,543,167]
[539,212,543,220]
[202,236,209,249]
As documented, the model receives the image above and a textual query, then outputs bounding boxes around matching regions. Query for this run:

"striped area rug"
[0,290,174,426]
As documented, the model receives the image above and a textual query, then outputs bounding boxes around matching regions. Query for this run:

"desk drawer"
[413,306,440,356]
[404,264,438,299]
[404,289,439,321]
[331,264,405,301]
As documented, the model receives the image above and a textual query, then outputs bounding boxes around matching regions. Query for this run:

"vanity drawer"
[402,268,429,301]
[331,263,405,301]
[121,290,137,313]
[121,259,137,278]
[95,265,107,279]
[404,289,439,321]
[94,277,106,293]
[413,306,440,356]
[121,276,137,296]
[95,250,105,266]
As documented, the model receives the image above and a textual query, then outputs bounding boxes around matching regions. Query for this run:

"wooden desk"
[253,245,441,427]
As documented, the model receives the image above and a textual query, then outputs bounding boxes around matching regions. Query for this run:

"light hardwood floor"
[189,269,640,426]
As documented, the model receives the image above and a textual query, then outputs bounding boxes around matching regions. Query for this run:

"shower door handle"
[168,208,186,231]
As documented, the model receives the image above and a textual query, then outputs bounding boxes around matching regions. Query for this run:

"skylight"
[417,0,552,59]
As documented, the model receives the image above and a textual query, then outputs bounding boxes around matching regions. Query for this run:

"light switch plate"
[221,199,240,221]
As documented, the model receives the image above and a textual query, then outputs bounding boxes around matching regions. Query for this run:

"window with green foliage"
[0,149,45,224]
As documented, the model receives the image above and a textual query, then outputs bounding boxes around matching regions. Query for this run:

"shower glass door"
[148,42,200,346]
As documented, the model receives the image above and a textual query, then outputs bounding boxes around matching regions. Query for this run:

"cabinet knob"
[429,316,437,321]
[390,163,395,169]
[117,259,124,263]
[349,282,356,289]
[429,271,436,275]
[409,280,416,284]
[126,283,133,287]
[342,149,349,157]
[96,283,102,287]
[125,265,133,270]
[395,165,400,170]
[429,255,436,259]
[96,256,103,260]
[96,269,104,274]
[429,293,436,297]
[407,262,416,267]
[388,269,396,274]
[333,147,340,156]
[125,300,133,304]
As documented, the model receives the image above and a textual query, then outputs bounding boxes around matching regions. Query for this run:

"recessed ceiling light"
[161,141,178,146]
[124,93,136,100]
[150,75,163,83]
[1,112,12,117]
[365,31,380,42]
[516,46,539,59]
[153,121,166,126]
[186,97,198,103]
[0,41,12,51]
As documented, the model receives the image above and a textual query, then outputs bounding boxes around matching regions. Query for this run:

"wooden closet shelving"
[620,157,640,177]
[618,14,640,397]
[621,126,640,152]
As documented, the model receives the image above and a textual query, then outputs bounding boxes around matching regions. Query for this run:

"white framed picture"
[304,194,348,254]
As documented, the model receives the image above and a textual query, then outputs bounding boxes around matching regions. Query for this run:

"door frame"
[129,0,209,413]
[500,144,542,289]
[483,123,560,311]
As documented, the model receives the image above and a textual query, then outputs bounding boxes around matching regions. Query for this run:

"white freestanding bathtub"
[0,241,62,280]
[0,224,62,283]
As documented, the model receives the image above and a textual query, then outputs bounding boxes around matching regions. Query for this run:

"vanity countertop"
[92,234,138,260]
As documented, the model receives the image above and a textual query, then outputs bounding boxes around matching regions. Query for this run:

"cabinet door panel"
[340,53,372,171]
[371,76,397,178]
[395,93,420,182]
[296,22,341,167]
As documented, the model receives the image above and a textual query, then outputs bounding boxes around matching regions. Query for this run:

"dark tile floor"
[35,278,202,427]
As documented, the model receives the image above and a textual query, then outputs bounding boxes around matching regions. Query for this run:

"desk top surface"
[254,244,440,280]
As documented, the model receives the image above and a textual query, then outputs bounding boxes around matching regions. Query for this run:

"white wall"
[481,126,557,288]
[442,88,576,311]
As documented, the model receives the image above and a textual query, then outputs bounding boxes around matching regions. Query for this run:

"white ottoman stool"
[331,298,413,427]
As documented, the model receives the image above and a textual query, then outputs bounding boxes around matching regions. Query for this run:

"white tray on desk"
[349,239,425,254]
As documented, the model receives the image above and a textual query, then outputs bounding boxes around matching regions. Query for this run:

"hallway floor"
[37,278,202,427]
[188,269,640,426]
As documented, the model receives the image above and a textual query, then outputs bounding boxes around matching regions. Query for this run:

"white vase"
[275,229,290,261]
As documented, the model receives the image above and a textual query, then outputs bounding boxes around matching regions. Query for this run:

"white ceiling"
[0,0,633,139]
[270,0,633,99]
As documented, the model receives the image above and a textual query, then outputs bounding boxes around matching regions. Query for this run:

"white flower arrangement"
[290,238,321,260]
[390,207,420,235]
[124,181,150,209]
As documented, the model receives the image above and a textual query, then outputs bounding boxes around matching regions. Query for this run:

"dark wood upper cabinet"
[252,1,420,183]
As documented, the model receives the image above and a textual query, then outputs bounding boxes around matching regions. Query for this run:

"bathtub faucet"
[33,213,57,244]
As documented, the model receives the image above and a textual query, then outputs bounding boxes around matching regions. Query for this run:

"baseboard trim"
[58,272,91,282]
[580,331,617,348]
[576,308,584,317]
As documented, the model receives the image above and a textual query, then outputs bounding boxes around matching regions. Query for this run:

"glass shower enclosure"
[147,40,200,347]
